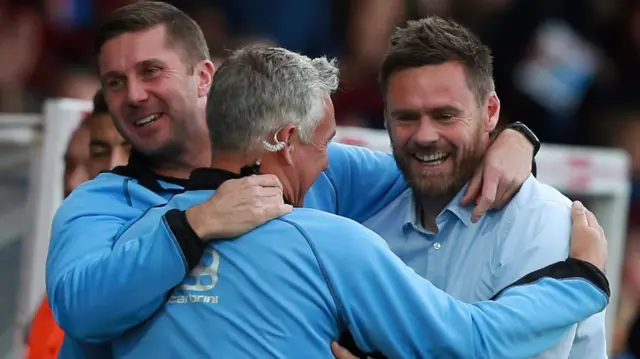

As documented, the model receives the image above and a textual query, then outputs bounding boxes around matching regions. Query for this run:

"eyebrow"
[99,58,167,83]
[389,105,462,117]
[389,108,420,118]
[89,140,109,147]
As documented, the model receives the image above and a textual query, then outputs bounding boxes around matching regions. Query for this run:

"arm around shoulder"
[312,216,609,358]
[324,143,407,222]
[45,179,192,341]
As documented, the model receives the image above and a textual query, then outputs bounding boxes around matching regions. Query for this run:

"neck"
[209,152,256,174]
[417,188,461,233]
[210,151,299,206]
[148,134,212,179]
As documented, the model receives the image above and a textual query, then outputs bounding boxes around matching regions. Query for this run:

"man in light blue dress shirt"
[344,16,606,359]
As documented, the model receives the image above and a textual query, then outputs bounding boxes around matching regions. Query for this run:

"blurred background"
[0,0,639,357]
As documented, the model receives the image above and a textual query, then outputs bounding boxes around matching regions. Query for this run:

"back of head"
[206,46,339,154]
[379,16,494,104]
[94,1,210,68]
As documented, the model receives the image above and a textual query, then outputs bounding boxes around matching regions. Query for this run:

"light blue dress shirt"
[363,175,607,358]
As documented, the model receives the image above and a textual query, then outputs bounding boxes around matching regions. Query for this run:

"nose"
[110,148,130,169]
[413,116,440,145]
[126,78,149,105]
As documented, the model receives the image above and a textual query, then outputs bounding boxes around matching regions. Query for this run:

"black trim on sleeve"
[164,209,207,272]
[338,258,609,359]
[490,258,610,300]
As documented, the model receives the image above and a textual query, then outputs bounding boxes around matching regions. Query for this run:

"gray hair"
[206,46,339,153]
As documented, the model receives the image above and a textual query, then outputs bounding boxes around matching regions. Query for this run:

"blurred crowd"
[2,0,640,356]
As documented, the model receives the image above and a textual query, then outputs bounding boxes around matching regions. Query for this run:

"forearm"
[345,259,608,358]
[325,143,407,222]
[47,211,202,341]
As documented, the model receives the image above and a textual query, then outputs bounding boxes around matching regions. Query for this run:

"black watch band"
[505,121,541,156]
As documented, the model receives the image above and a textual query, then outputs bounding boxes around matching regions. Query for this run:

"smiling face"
[385,61,499,199]
[98,25,205,157]
[86,113,131,178]
[291,98,337,200]
[259,97,337,207]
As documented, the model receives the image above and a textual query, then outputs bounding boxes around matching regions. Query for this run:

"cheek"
[439,123,472,149]
[90,157,108,170]
[114,150,130,167]
[389,128,410,150]
[106,95,128,124]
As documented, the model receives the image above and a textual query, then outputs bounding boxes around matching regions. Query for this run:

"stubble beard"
[393,131,486,205]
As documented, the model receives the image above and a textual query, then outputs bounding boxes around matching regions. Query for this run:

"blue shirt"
[48,145,608,358]
[108,186,607,359]
[363,175,607,358]
[48,144,406,357]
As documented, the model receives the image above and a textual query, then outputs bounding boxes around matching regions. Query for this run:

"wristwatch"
[505,121,541,156]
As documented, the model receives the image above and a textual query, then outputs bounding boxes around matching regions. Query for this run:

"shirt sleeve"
[311,217,610,359]
[46,178,205,342]
[492,189,606,359]
[323,143,408,222]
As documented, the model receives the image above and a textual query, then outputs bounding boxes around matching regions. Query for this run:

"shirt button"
[433,242,441,250]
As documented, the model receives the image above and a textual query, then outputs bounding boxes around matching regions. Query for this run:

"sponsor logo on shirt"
[169,247,220,304]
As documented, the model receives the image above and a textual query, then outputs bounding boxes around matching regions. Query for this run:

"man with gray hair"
[48,4,542,351]
[103,46,609,359]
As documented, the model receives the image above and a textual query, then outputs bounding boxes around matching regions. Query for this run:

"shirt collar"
[109,151,188,193]
[405,183,473,230]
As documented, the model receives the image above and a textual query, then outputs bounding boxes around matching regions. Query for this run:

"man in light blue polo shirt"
[352,16,605,359]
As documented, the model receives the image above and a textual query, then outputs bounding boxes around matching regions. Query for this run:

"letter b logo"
[180,247,220,292]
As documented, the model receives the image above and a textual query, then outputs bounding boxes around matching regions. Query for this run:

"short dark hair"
[92,89,109,116]
[380,16,494,104]
[94,1,210,69]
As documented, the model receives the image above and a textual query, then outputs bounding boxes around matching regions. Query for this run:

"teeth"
[135,114,160,126]
[415,152,449,162]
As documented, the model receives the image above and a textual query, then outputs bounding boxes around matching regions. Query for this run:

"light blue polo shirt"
[363,175,607,358]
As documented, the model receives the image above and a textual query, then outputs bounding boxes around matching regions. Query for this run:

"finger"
[262,204,294,221]
[461,165,483,205]
[570,201,588,226]
[250,186,284,198]
[472,176,497,222]
[585,209,605,236]
[493,188,512,210]
[244,174,283,189]
[331,342,358,359]
[492,179,517,210]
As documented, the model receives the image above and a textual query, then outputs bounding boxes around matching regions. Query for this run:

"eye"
[438,113,454,121]
[142,67,161,78]
[90,148,109,158]
[106,78,124,90]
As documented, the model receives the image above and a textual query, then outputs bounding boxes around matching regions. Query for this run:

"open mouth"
[134,113,162,127]
[412,151,451,166]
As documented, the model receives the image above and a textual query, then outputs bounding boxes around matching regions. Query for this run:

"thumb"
[571,201,588,226]
[331,342,357,359]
